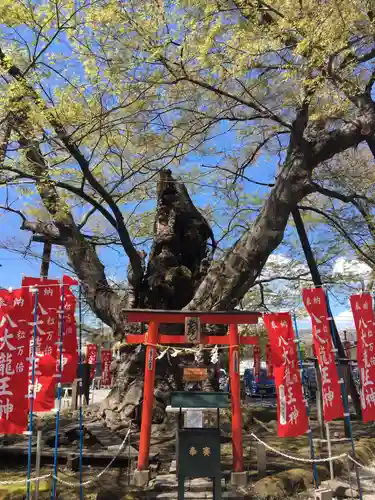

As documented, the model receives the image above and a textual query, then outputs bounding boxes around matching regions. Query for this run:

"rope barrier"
[348,456,375,474]
[250,433,348,463]
[0,429,131,488]
[2,430,375,486]
[53,428,131,488]
[0,474,51,486]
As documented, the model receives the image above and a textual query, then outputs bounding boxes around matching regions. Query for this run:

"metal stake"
[26,287,40,500]
[78,285,84,500]
[293,314,319,488]
[51,282,65,499]
[34,428,43,500]
[325,423,334,480]
[326,293,362,500]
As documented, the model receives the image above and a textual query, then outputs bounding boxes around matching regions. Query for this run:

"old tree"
[1,0,375,426]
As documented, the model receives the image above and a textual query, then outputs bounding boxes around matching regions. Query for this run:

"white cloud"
[333,257,372,277]
[296,309,355,332]
[334,309,355,329]
[261,253,308,280]
[297,317,312,328]
[267,254,291,266]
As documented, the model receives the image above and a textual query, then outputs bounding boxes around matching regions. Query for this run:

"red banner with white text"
[0,288,33,433]
[350,293,375,422]
[87,344,97,381]
[264,313,308,437]
[60,285,78,384]
[22,277,60,412]
[302,288,344,422]
[101,350,112,387]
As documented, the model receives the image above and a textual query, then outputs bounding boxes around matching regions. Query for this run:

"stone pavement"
[341,462,375,500]
[302,467,375,499]
[146,474,244,499]
[353,472,375,500]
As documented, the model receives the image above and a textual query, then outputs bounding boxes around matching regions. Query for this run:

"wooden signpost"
[184,316,201,343]
[183,368,208,382]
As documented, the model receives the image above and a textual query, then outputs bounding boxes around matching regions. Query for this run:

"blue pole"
[326,293,362,500]
[293,314,319,488]
[51,283,65,499]
[26,287,40,500]
[78,285,84,500]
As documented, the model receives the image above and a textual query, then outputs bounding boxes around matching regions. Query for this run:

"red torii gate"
[125,309,261,484]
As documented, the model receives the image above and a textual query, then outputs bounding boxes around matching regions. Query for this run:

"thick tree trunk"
[101,169,218,429]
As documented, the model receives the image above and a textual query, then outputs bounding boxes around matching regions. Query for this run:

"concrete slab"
[152,475,226,489]
[149,492,242,499]
[230,471,248,487]
[315,489,333,500]
[169,460,176,474]
[133,469,151,487]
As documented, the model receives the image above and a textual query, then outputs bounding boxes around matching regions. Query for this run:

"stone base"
[169,460,177,474]
[315,489,333,500]
[230,471,248,487]
[133,469,151,487]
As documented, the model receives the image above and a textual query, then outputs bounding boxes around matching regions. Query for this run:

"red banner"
[22,277,60,412]
[264,313,308,437]
[60,285,78,384]
[350,293,375,422]
[101,350,112,387]
[62,275,79,287]
[86,344,97,381]
[266,344,273,378]
[302,288,344,422]
[0,288,33,434]
[253,346,261,378]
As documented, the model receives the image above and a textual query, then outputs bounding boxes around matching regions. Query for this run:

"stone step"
[148,492,242,499]
[152,475,225,490]
[148,475,243,499]
[168,462,233,479]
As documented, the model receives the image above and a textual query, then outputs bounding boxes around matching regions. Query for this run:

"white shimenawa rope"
[251,433,348,463]
[157,344,228,360]
[0,429,131,487]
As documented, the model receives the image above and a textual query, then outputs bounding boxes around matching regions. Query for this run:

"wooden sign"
[183,367,208,382]
[184,316,201,344]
